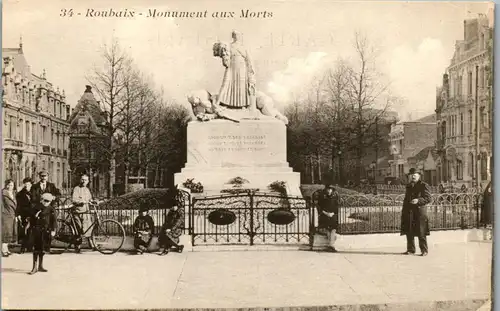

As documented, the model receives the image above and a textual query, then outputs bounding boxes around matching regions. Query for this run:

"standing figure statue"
[213,31,257,113]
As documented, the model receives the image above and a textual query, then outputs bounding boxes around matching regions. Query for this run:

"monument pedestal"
[174,119,302,196]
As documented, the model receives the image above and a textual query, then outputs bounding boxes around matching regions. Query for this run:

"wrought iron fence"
[311,191,483,235]
[375,184,482,195]
[190,192,312,246]
[53,188,192,237]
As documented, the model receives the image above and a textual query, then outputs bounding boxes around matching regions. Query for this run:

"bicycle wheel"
[91,219,126,255]
[53,219,76,253]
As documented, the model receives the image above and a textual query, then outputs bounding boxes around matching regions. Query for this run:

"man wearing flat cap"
[401,168,432,256]
[27,192,56,274]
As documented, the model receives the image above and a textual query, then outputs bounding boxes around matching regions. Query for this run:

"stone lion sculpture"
[186,89,288,124]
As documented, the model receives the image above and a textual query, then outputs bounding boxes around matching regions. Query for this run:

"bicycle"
[54,200,126,255]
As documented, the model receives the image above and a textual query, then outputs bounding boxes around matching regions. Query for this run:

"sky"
[2,0,494,121]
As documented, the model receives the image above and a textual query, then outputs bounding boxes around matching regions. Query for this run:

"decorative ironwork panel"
[191,192,311,246]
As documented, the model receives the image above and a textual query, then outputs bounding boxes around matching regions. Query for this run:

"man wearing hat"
[31,170,61,207]
[401,168,432,256]
[317,183,340,252]
[27,193,56,275]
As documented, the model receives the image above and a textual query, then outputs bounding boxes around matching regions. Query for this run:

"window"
[460,113,464,135]
[468,71,473,95]
[480,67,485,88]
[480,107,485,129]
[457,75,462,97]
[42,126,46,144]
[469,153,474,178]
[25,161,30,180]
[469,110,473,134]
[51,129,55,146]
[481,153,488,180]
[9,116,15,139]
[31,122,36,144]
[456,160,463,180]
[25,121,30,144]
[482,109,488,128]
[62,163,66,185]
[19,118,23,141]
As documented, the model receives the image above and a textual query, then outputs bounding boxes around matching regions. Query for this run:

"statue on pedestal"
[212,31,257,112]
[186,30,288,124]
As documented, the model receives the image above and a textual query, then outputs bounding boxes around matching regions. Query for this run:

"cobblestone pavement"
[1,242,491,309]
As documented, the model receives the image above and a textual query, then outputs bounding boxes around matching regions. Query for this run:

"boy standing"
[28,193,56,275]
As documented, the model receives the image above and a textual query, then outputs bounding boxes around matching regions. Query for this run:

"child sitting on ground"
[133,203,155,255]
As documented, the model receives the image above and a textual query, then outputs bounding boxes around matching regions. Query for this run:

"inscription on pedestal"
[208,135,267,152]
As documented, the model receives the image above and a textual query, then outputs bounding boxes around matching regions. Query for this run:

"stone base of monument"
[175,119,302,196]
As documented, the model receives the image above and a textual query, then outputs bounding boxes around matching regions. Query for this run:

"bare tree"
[344,32,391,182]
[87,38,130,197]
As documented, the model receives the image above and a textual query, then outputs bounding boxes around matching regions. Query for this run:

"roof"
[408,146,439,162]
[414,114,436,123]
[69,85,108,126]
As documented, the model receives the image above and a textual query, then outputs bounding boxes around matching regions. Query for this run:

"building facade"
[68,85,111,196]
[435,14,493,188]
[2,42,70,189]
[388,117,437,181]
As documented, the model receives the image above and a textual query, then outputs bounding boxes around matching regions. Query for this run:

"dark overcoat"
[2,189,17,243]
[133,215,155,247]
[317,190,340,231]
[401,180,432,236]
[29,202,56,252]
[15,188,32,242]
[481,182,493,226]
[30,182,61,206]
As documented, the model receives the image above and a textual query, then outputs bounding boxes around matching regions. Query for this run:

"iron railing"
[190,192,312,246]
[311,191,483,235]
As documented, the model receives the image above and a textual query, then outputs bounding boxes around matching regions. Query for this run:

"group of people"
[132,188,185,255]
[2,171,61,274]
[316,167,473,256]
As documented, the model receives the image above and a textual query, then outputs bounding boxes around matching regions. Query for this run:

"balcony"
[3,138,25,151]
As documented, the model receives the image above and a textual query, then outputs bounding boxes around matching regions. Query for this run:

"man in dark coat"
[401,168,432,256]
[15,177,33,253]
[30,171,61,206]
[317,184,340,252]
[481,181,493,227]
[28,193,56,275]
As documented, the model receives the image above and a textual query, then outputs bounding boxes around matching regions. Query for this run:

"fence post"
[191,197,197,246]
[249,191,254,246]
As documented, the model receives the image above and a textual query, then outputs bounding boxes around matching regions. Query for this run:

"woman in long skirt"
[158,204,184,255]
[2,179,17,257]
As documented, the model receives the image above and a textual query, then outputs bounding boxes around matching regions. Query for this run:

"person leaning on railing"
[71,174,94,251]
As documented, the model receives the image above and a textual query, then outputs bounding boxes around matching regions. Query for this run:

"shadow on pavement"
[2,268,28,274]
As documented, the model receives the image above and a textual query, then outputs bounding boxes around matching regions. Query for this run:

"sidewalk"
[1,241,491,309]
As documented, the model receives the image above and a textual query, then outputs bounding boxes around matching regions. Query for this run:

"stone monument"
[174,31,301,196]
